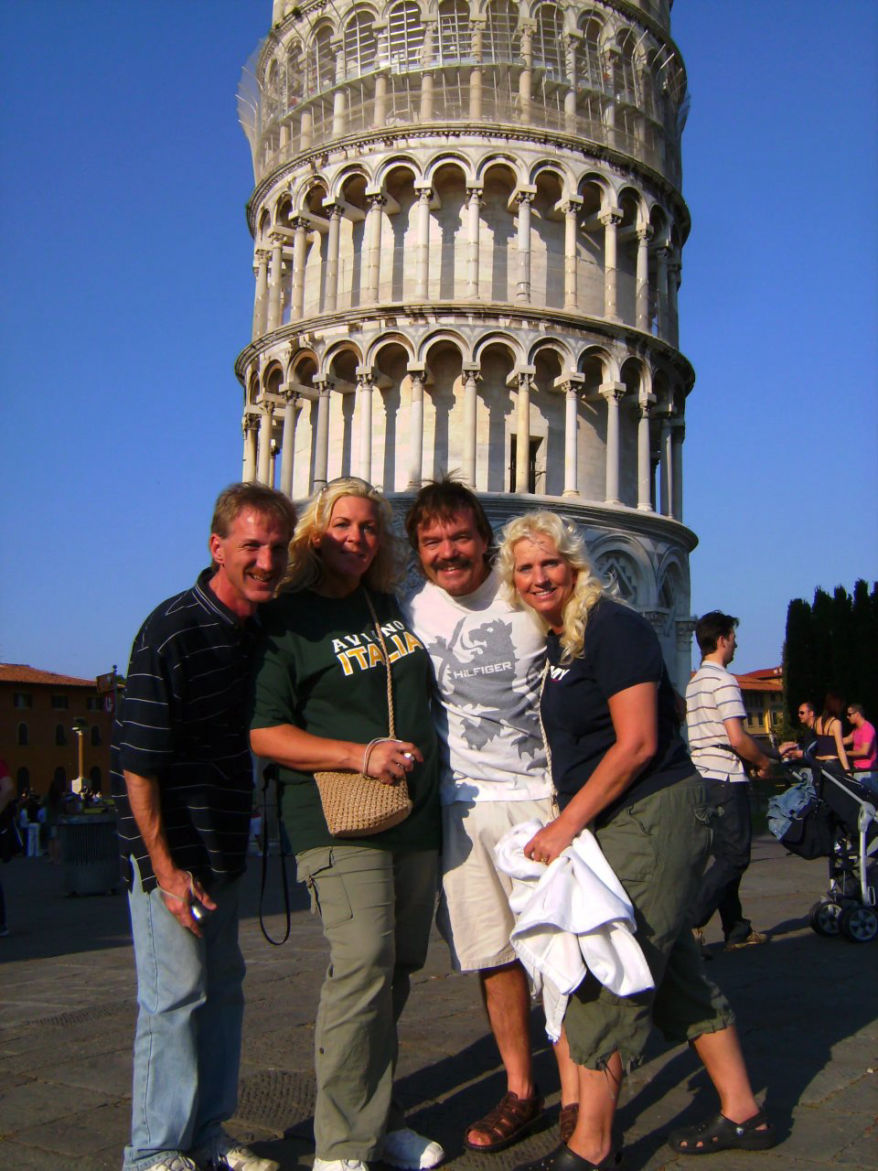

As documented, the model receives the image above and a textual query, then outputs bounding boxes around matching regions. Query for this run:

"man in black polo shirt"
[112,483,296,1171]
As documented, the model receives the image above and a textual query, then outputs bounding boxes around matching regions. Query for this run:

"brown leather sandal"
[464,1089,545,1152]
[559,1103,580,1145]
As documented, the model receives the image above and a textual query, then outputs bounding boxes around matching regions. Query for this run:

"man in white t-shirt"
[686,611,774,951]
[404,480,578,1154]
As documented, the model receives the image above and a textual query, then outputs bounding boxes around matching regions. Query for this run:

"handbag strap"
[362,589,395,739]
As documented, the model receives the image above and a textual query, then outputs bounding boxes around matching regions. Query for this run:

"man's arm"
[124,770,216,935]
[723,717,775,777]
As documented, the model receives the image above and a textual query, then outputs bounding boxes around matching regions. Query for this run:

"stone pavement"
[1,836,875,1170]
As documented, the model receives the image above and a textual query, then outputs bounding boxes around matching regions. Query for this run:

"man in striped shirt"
[685,611,774,953]
[112,483,296,1171]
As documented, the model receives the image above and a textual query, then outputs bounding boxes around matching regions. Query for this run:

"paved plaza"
[1,836,875,1170]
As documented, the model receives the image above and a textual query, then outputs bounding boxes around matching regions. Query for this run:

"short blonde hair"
[281,477,401,594]
[497,510,605,663]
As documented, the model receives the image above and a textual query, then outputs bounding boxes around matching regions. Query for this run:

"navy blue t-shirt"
[542,598,692,825]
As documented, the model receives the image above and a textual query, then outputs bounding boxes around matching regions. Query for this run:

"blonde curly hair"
[280,477,402,594]
[497,510,605,663]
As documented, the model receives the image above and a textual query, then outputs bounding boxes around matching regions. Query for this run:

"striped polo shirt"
[110,569,259,891]
[685,660,748,783]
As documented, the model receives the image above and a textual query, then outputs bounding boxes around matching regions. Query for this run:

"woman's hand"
[524,818,577,866]
[364,738,423,785]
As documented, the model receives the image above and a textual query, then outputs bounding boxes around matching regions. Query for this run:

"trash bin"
[60,813,119,895]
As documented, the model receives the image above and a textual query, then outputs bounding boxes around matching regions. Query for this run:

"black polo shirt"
[111,569,259,891]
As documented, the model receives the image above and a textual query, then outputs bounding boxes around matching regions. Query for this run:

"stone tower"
[236,0,695,687]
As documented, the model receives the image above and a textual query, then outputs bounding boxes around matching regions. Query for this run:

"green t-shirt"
[250,587,441,855]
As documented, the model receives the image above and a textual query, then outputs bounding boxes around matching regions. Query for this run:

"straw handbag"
[314,592,413,837]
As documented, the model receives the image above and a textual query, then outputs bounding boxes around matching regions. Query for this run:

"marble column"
[373,71,388,127]
[558,374,585,496]
[562,198,582,311]
[279,388,299,498]
[515,371,533,494]
[564,34,577,132]
[420,23,435,121]
[257,403,274,486]
[515,191,534,303]
[415,184,432,300]
[466,187,482,299]
[291,217,308,321]
[242,413,259,482]
[668,255,681,346]
[462,364,480,487]
[406,365,426,489]
[519,23,533,123]
[675,618,696,696]
[252,249,269,339]
[269,438,278,487]
[671,417,685,521]
[312,379,332,489]
[600,210,622,321]
[659,411,673,517]
[637,396,655,511]
[655,245,669,337]
[600,381,625,505]
[332,87,346,137]
[365,193,385,304]
[636,225,653,331]
[324,204,343,313]
[355,368,374,483]
[469,23,484,120]
[267,239,284,330]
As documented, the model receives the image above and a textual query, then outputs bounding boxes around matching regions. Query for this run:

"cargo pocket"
[295,847,354,928]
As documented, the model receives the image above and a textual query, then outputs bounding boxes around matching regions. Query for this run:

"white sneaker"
[197,1131,279,1171]
[145,1157,199,1171]
[379,1128,444,1170]
[313,1160,370,1171]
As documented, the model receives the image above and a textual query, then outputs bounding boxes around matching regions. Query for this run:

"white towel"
[495,818,654,1041]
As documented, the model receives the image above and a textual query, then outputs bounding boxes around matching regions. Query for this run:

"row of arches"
[240,329,687,514]
[252,154,683,339]
[242,2,686,184]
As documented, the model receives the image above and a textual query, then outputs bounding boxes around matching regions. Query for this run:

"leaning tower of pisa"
[236,0,695,686]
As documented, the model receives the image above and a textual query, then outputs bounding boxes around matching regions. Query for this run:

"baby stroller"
[768,751,877,943]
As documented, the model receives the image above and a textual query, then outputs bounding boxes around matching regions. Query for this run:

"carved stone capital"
[599,380,626,404]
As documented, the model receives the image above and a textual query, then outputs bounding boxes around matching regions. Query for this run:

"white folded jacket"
[495,818,654,1041]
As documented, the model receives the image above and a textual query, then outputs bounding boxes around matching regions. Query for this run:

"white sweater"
[495,819,654,1041]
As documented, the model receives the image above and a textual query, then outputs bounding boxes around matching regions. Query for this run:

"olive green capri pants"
[564,774,735,1071]
[296,845,439,1161]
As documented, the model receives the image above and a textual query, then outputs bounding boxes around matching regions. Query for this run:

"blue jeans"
[854,770,878,798]
[689,780,753,939]
[124,859,245,1171]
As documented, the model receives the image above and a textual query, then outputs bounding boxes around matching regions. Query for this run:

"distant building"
[734,666,784,746]
[0,664,115,796]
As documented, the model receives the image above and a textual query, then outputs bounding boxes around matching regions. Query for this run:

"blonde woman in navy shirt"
[497,511,776,1171]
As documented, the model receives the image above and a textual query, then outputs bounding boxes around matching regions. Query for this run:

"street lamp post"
[71,717,87,794]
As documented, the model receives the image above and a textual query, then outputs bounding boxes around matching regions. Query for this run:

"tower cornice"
[233,301,695,390]
[244,123,691,242]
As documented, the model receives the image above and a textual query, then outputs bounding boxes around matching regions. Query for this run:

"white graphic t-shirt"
[404,569,552,805]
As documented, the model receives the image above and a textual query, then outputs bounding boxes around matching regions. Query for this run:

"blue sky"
[1,1,875,680]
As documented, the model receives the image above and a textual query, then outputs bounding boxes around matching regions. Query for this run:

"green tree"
[850,579,878,717]
[783,597,815,722]
[783,580,878,727]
